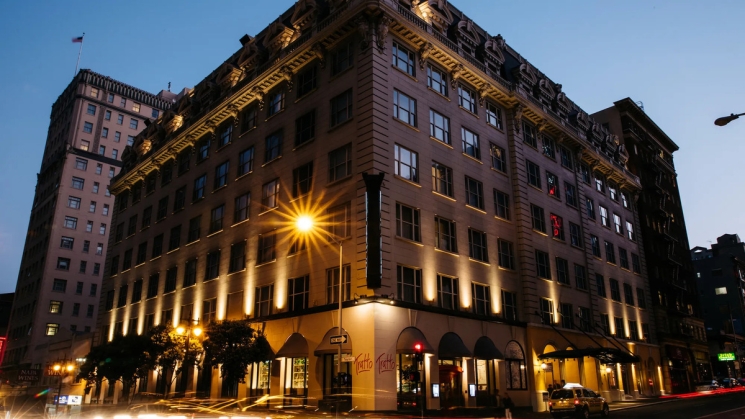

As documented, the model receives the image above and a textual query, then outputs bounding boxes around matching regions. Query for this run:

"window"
[461,127,480,159]
[392,41,415,75]
[287,276,309,312]
[494,189,510,220]
[523,122,537,148]
[255,285,274,317]
[218,123,232,148]
[193,174,207,201]
[559,303,573,329]
[394,144,418,182]
[605,241,616,264]
[96,242,103,255]
[578,306,591,331]
[60,236,74,249]
[468,228,488,262]
[264,131,282,162]
[535,250,550,279]
[540,298,554,325]
[99,223,106,235]
[131,279,143,303]
[234,193,250,223]
[328,144,351,182]
[49,300,63,314]
[437,275,459,310]
[559,146,573,169]
[45,323,60,336]
[327,265,351,303]
[99,145,106,156]
[395,203,421,242]
[57,257,70,271]
[146,273,159,298]
[621,192,630,209]
[397,265,422,304]
[127,215,137,237]
[502,290,517,321]
[79,260,87,273]
[229,242,246,273]
[196,137,211,163]
[327,202,351,239]
[550,214,564,241]
[531,204,546,233]
[156,196,169,221]
[613,214,623,234]
[595,173,605,193]
[75,158,88,170]
[209,205,225,233]
[465,176,484,209]
[117,114,124,125]
[95,164,103,175]
[168,225,181,251]
[434,216,457,253]
[586,198,595,219]
[295,110,315,146]
[53,279,67,292]
[575,264,588,290]
[614,317,625,338]
[206,250,221,280]
[393,90,417,126]
[108,168,115,178]
[93,263,100,275]
[565,183,577,207]
[637,288,647,309]
[486,102,503,129]
[590,235,601,257]
[160,161,173,187]
[297,66,317,97]
[569,222,582,247]
[431,161,453,197]
[330,89,353,127]
[72,177,85,190]
[257,231,276,264]
[626,221,636,241]
[122,248,133,271]
[83,240,90,253]
[152,109,159,118]
[546,172,560,198]
[102,127,109,138]
[117,285,128,308]
[631,253,641,273]
[472,283,491,315]
[608,182,618,201]
[112,149,119,159]
[80,140,90,151]
[429,109,450,144]
[526,160,541,188]
[609,278,621,302]
[628,320,639,341]
[214,161,229,189]
[83,122,93,133]
[130,119,139,130]
[202,298,217,325]
[291,162,314,199]
[595,274,607,298]
[93,182,100,193]
[165,267,177,292]
[86,221,93,232]
[331,42,353,76]
[624,283,635,306]
[187,215,201,243]
[498,239,515,270]
[240,106,257,133]
[619,248,629,269]
[237,146,254,177]
[427,65,447,95]
[178,149,191,175]
[458,84,477,114]
[556,257,570,285]
[600,313,610,335]
[68,196,81,209]
[490,143,506,172]
[261,179,280,211]
[184,258,198,286]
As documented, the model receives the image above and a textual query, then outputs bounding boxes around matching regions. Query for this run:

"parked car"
[548,384,609,419]
[737,378,745,386]
[694,380,720,391]
[720,377,740,388]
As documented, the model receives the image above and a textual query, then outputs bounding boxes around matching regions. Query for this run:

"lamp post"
[714,113,745,126]
[175,320,202,397]
[51,357,76,415]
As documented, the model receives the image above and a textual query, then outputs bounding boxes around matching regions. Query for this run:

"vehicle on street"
[720,377,740,388]
[694,380,721,391]
[548,383,609,419]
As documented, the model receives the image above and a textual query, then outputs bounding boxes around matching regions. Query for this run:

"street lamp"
[714,113,745,126]
[175,320,203,397]
[51,357,76,414]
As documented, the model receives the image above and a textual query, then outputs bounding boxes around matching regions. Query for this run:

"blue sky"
[0,1,744,293]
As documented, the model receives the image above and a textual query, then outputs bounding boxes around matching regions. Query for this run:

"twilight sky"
[0,1,743,293]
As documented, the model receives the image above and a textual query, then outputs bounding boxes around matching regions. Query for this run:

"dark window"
[586,197,595,219]
[637,288,647,309]
[287,276,309,312]
[184,259,198,287]
[328,144,351,182]
[188,216,201,243]
[257,231,276,264]
[157,196,169,220]
[141,206,152,229]
[623,283,635,306]
[531,204,546,233]
[177,149,191,175]
[131,279,143,303]
[122,249,133,270]
[578,306,591,331]
[196,137,210,163]
[580,164,591,184]
[53,278,68,292]
[543,135,556,159]
[237,146,254,177]
[295,110,316,146]
[559,303,573,329]
[152,234,163,258]
[397,265,422,304]
[619,247,629,269]
[117,285,128,308]
[261,179,280,210]
[327,265,351,303]
[472,283,491,315]
[559,146,573,169]
[432,161,453,197]
[165,267,178,292]
[127,215,138,237]
[254,285,274,317]
[494,189,510,220]
[218,123,232,148]
[297,66,317,97]
[147,273,159,298]
[110,256,120,275]
[168,225,181,251]
[434,216,457,253]
[556,257,570,284]
[437,275,459,311]
[326,202,351,239]
[330,89,353,127]
[214,161,230,189]
[193,175,207,201]
[590,235,601,257]
[209,205,225,233]
[526,160,541,188]
[395,202,421,242]
[331,42,353,76]
[498,239,515,270]
[229,242,246,273]
[264,131,282,163]
[292,162,314,198]
[240,107,257,133]
[465,176,484,209]
[575,264,588,290]
[569,222,582,247]
[535,250,551,279]
[565,182,577,207]
[539,298,553,325]
[523,122,537,148]
[234,193,250,224]
[609,278,621,302]
[605,241,616,264]
[490,143,506,172]
[105,290,115,310]
[631,253,641,273]
[205,251,221,280]
[468,228,488,262]
[596,274,606,298]
[136,242,147,265]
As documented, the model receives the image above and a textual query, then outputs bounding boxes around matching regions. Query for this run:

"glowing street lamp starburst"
[296,216,314,233]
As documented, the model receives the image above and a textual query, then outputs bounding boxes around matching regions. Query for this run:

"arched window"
[505,341,527,390]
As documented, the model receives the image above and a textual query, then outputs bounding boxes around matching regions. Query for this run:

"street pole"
[337,240,343,419]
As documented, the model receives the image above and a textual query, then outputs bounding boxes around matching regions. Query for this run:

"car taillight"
[574,399,580,405]
[548,401,553,406]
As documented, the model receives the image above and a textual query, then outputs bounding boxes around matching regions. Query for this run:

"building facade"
[100,0,659,412]
[692,234,745,379]
[594,99,709,393]
[3,69,174,398]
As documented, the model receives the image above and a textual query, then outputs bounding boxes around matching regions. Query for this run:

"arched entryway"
[504,341,527,391]
[396,327,435,410]
[438,332,472,408]
[473,336,503,407]
[314,327,353,411]
[276,332,309,407]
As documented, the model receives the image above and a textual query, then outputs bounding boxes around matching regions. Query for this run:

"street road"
[600,392,745,419]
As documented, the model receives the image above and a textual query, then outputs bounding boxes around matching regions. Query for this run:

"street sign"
[718,352,736,361]
[330,334,348,344]
[341,356,355,362]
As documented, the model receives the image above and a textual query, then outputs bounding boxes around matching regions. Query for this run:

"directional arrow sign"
[330,334,348,344]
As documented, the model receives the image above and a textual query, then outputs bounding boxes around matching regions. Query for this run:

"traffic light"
[413,343,423,363]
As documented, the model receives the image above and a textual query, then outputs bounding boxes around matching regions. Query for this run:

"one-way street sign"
[330,334,348,344]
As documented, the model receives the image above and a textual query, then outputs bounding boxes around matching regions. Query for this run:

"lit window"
[461,127,480,159]
[132,103,141,113]
[392,41,415,76]
[394,144,418,182]
[458,84,477,114]
[45,323,60,336]
[393,90,417,126]
[427,65,447,96]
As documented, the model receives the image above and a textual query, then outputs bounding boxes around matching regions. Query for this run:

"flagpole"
[74,33,85,77]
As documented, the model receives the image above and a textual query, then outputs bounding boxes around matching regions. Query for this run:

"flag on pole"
[72,36,83,43]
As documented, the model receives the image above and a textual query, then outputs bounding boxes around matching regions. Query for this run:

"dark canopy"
[538,347,640,364]
[438,332,472,358]
[314,328,352,356]
[275,332,308,358]
[396,327,435,353]
[474,336,504,360]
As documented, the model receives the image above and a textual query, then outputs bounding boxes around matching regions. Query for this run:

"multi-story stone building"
[692,234,745,379]
[3,69,175,395]
[594,99,709,393]
[101,0,659,411]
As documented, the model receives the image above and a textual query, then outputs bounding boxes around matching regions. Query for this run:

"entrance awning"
[438,332,472,358]
[396,327,435,353]
[538,347,640,364]
[314,328,352,356]
[275,332,308,358]
[474,336,504,360]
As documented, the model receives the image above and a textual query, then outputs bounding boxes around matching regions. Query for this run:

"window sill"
[497,266,516,272]
[329,65,354,82]
[140,226,150,233]
[191,197,205,205]
[392,116,420,132]
[434,248,459,257]
[196,156,210,166]
[465,204,487,214]
[490,167,508,177]
[462,153,483,165]
[528,184,543,193]
[292,138,316,152]
[391,64,418,82]
[486,123,505,134]
[150,255,162,262]
[216,142,232,153]
[212,184,228,193]
[427,86,450,101]
[186,239,200,247]
[533,229,549,237]
[231,219,250,228]
[227,268,246,276]
[432,191,456,202]
[238,126,257,139]
[258,207,278,216]
[326,174,353,188]
[255,260,277,268]
[494,215,511,223]
[166,247,180,255]
[261,155,283,168]
[265,108,286,122]
[395,236,424,247]
[294,88,318,103]
[458,106,479,119]
[469,258,490,267]
[394,175,421,188]
[328,116,354,133]
[429,136,453,149]
[206,229,223,238]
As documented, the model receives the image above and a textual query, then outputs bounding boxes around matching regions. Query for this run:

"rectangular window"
[535,250,551,279]
[431,161,453,197]
[624,283,635,306]
[605,241,616,264]
[556,257,570,285]
[429,109,450,144]
[214,161,230,189]
[619,247,629,269]
[565,183,577,207]
[486,102,503,129]
[205,250,221,280]
[392,41,415,76]
[202,298,217,325]
[613,213,623,234]
[196,137,210,163]
[595,173,605,193]
[83,240,90,253]
[105,110,112,120]
[569,222,582,247]
[147,273,159,298]
[526,160,541,188]
[494,189,510,220]
[531,204,546,233]
[458,84,477,114]
[327,265,351,303]
[80,140,90,151]
[609,182,618,201]
[165,267,178,292]
[546,172,560,198]
[99,145,106,156]
[578,306,591,331]
[559,146,573,169]
[437,275,459,311]
[254,285,274,317]
[261,179,280,211]
[295,110,316,147]
[57,257,70,271]
[50,300,63,314]
[72,177,85,190]
[609,278,621,302]
[590,235,601,257]
[427,64,447,95]
[68,196,81,208]
[490,143,506,173]
[631,253,641,273]
[141,206,152,229]
[185,258,198,286]
[586,198,595,219]
[435,216,457,253]
[394,144,418,182]
[540,298,554,325]
[395,202,421,242]
[550,214,564,241]
[110,256,119,275]
[136,242,147,265]
[193,174,207,201]
[472,283,491,315]
[397,265,422,304]
[178,149,191,175]
[79,260,87,273]
[130,119,138,130]
[331,42,353,75]
[234,193,250,224]
[117,285,128,308]
[468,228,488,262]
[168,225,181,251]
[559,303,573,329]
[523,122,537,148]
[542,135,556,159]
[465,176,484,209]
[600,314,610,335]
[393,90,417,126]
[60,236,74,249]
[575,264,588,290]
[614,317,625,338]
[86,221,93,232]
[122,249,133,270]
[218,123,232,148]
[93,263,100,275]
[46,323,60,336]
[264,131,282,162]
[161,161,173,186]
[75,158,88,170]
[502,290,518,321]
[287,276,309,312]
[102,127,108,138]
[627,221,636,241]
[237,146,254,178]
[291,162,314,198]
[498,239,515,270]
[188,215,201,243]
[637,288,647,309]
[257,231,276,264]
[326,202,351,239]
[127,215,137,237]
[596,274,607,298]
[131,279,143,303]
[209,205,225,233]
[297,66,317,97]
[117,114,123,125]
[328,144,351,182]
[127,136,135,147]
[461,127,480,159]
[157,196,169,221]
[240,106,257,133]
[93,182,100,193]
[628,320,639,341]
[330,89,353,127]
[53,279,67,292]
[83,122,93,133]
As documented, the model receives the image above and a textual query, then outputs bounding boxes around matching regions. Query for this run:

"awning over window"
[474,336,504,360]
[275,332,308,359]
[538,347,640,364]
[396,326,435,353]
[314,327,352,356]
[438,332,472,358]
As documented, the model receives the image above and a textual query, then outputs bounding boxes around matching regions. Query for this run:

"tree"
[148,324,202,398]
[202,319,272,384]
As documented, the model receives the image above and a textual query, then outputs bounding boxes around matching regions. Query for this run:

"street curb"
[611,399,676,411]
